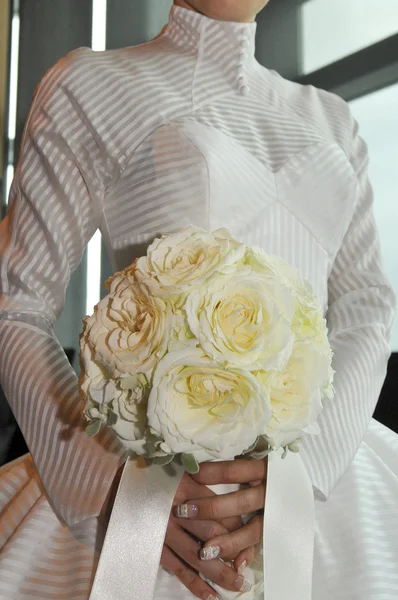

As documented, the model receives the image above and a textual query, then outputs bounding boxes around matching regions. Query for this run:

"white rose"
[291,273,335,400]
[147,348,272,461]
[246,246,335,399]
[260,340,331,448]
[185,269,295,371]
[104,262,138,294]
[245,247,301,288]
[79,339,118,405]
[292,277,330,348]
[79,341,148,452]
[111,373,148,453]
[81,282,172,379]
[134,226,245,297]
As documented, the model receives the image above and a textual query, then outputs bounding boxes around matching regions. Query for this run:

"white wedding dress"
[0,5,397,599]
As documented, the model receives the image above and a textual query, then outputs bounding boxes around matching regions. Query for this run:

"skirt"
[1,418,398,600]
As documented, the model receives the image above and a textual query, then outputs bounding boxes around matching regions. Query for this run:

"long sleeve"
[300,114,396,501]
[0,58,127,527]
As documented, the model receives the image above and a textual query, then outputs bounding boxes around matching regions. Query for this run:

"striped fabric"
[0,4,397,599]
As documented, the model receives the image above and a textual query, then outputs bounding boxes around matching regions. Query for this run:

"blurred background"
[0,0,397,464]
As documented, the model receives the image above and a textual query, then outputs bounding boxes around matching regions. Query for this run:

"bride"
[0,1,397,599]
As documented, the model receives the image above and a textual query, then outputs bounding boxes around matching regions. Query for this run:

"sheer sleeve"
[0,57,127,527]
[300,114,396,501]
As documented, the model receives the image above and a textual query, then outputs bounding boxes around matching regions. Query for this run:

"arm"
[0,57,127,527]
[299,114,396,500]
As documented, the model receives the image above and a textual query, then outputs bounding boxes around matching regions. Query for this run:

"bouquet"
[78,226,334,471]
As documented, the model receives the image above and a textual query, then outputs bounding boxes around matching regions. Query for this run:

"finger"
[165,524,253,594]
[248,480,263,487]
[175,475,244,530]
[174,474,219,506]
[218,515,244,532]
[174,475,243,532]
[160,545,219,600]
[179,518,230,543]
[199,514,263,561]
[234,541,263,575]
[178,513,243,534]
[193,458,267,486]
[175,484,266,521]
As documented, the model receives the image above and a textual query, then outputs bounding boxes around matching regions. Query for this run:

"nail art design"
[175,504,188,518]
[236,575,252,593]
[175,503,198,518]
[200,545,220,560]
[237,560,247,576]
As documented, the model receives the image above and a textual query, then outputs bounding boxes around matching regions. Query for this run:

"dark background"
[0,0,397,466]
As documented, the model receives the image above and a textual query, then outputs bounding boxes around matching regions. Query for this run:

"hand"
[161,471,250,600]
[177,458,268,573]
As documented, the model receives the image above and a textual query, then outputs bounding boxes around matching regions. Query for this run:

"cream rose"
[79,343,148,452]
[110,373,148,452]
[245,246,300,287]
[134,226,245,297]
[147,348,272,461]
[104,262,138,295]
[260,340,331,448]
[291,274,335,400]
[185,269,295,371]
[81,282,172,379]
[79,339,118,405]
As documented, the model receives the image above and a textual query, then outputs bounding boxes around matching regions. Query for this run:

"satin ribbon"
[89,452,314,600]
[263,450,314,600]
[89,456,185,600]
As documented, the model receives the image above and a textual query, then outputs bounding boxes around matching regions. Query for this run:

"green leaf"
[107,411,118,426]
[86,420,103,437]
[150,450,170,458]
[250,448,273,460]
[151,454,175,466]
[257,434,271,447]
[83,399,96,418]
[181,453,200,474]
[287,443,301,453]
[243,437,259,455]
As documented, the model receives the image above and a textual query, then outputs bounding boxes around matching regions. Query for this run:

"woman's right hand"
[161,472,247,600]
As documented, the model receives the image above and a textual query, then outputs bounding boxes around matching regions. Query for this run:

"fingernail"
[204,595,220,600]
[235,575,252,593]
[237,560,247,576]
[200,545,220,560]
[175,503,198,519]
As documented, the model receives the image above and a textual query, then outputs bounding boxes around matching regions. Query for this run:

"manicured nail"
[175,503,198,519]
[204,595,220,600]
[200,545,220,560]
[235,575,252,593]
[237,560,247,576]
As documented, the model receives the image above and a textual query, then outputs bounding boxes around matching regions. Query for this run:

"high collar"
[164,5,258,97]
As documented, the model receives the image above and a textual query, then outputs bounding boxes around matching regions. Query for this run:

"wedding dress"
[0,5,397,599]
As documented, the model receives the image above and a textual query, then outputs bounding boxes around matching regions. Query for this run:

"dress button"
[239,84,250,96]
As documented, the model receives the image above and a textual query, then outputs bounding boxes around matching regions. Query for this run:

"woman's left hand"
[175,458,267,573]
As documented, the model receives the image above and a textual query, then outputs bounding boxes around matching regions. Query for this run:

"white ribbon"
[264,450,315,600]
[89,456,184,600]
[89,452,314,600]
